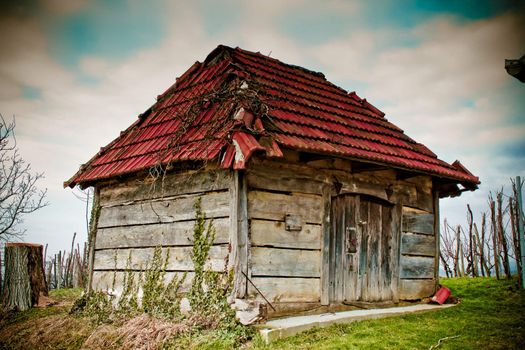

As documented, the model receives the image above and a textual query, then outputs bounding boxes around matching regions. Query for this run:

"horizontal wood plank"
[98,191,230,228]
[250,219,321,249]
[248,277,320,303]
[93,246,229,272]
[248,191,322,224]
[99,169,231,206]
[92,270,194,294]
[402,212,434,235]
[400,234,436,257]
[399,256,435,279]
[247,166,324,195]
[399,279,436,300]
[96,218,230,249]
[251,247,321,278]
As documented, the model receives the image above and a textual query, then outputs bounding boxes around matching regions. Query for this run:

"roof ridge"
[233,52,348,98]
[232,46,327,80]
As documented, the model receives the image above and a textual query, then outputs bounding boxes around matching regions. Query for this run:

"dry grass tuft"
[0,314,94,349]
[84,314,190,350]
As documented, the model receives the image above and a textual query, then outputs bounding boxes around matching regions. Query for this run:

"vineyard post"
[516,176,525,289]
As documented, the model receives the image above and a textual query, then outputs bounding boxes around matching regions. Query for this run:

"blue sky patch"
[363,0,520,29]
[21,85,41,100]
[49,0,166,68]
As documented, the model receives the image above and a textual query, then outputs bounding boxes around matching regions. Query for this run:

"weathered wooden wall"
[245,153,437,308]
[398,206,437,300]
[89,150,439,306]
[245,163,324,305]
[91,168,232,294]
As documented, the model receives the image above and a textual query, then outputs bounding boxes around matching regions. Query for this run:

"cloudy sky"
[1,0,524,256]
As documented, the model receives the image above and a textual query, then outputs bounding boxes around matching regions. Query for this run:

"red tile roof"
[65,45,479,188]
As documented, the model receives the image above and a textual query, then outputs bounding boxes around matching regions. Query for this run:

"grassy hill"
[1,277,524,349]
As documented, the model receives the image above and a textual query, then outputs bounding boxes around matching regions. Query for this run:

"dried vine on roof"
[144,75,269,196]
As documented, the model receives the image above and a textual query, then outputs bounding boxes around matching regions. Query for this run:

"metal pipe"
[242,271,276,311]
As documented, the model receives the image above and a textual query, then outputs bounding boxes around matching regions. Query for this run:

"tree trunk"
[2,243,48,311]
[467,205,476,277]
[510,198,522,286]
[0,250,3,296]
[440,252,451,278]
[454,226,461,277]
[490,200,500,279]
[481,214,491,277]
[474,223,485,277]
[497,193,511,279]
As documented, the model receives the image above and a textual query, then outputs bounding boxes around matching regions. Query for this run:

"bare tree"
[0,114,47,241]
[440,220,457,277]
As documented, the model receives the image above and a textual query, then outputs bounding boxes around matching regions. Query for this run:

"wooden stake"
[516,176,525,289]
[490,200,500,279]
[496,192,511,279]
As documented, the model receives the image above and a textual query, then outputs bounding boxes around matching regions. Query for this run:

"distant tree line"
[441,178,523,285]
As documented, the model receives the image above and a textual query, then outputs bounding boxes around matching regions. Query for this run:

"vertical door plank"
[390,203,402,303]
[381,205,393,301]
[320,186,331,305]
[329,197,337,302]
[359,199,369,301]
[334,197,345,302]
[367,201,381,301]
[343,196,357,302]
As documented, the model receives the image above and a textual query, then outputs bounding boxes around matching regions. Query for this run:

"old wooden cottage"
[66,45,479,317]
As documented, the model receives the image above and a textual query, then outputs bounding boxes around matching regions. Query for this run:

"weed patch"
[67,197,253,348]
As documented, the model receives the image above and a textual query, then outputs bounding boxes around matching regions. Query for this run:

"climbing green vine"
[71,196,253,345]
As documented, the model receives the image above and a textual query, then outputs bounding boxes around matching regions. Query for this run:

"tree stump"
[2,243,48,311]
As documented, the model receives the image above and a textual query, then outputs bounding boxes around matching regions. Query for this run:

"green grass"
[0,279,524,349]
[250,277,525,350]
[0,288,83,330]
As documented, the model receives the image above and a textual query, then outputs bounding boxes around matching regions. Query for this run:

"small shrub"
[70,290,113,324]
[142,247,186,319]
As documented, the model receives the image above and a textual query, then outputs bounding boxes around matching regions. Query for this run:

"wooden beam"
[251,247,321,278]
[96,218,230,249]
[251,219,321,250]
[93,246,229,271]
[400,234,435,257]
[402,212,434,235]
[230,170,248,298]
[433,190,440,290]
[399,279,435,300]
[320,185,331,305]
[390,203,402,303]
[247,277,320,303]
[98,169,231,207]
[97,191,230,228]
[248,191,323,224]
[87,188,100,291]
[399,256,435,279]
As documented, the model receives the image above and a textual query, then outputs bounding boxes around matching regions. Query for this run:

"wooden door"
[329,195,394,303]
